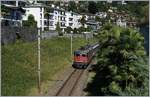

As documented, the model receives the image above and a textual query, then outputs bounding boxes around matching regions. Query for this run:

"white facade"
[73,13,82,29]
[116,18,126,28]
[96,12,107,18]
[22,4,45,30]
[66,11,81,29]
[22,4,82,31]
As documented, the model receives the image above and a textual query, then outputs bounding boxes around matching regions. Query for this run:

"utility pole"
[70,31,73,61]
[38,28,41,94]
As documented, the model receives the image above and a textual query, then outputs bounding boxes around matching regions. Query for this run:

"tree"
[44,8,50,30]
[1,5,10,17]
[65,27,73,33]
[77,1,89,13]
[56,22,62,36]
[78,26,86,33]
[88,1,98,14]
[95,16,101,22]
[96,1,108,12]
[73,28,78,34]
[79,15,86,26]
[95,23,148,95]
[86,26,92,32]
[22,14,37,27]
[68,1,77,12]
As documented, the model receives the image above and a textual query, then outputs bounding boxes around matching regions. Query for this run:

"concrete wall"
[1,26,38,45]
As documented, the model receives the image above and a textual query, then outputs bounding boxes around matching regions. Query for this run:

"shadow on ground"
[83,64,119,96]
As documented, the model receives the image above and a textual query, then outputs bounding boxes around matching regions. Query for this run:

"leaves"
[22,14,37,27]
[96,23,148,95]
[108,81,121,94]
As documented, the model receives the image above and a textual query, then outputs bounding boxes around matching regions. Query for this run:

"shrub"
[22,14,37,27]
[73,28,78,34]
[56,22,63,36]
[65,27,73,33]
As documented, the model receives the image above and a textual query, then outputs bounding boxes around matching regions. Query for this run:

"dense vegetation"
[22,14,37,27]
[111,1,149,25]
[2,37,92,96]
[86,23,149,95]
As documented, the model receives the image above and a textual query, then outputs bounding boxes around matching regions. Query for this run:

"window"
[69,18,73,21]
[49,21,53,26]
[40,8,42,12]
[61,23,65,27]
[44,20,48,26]
[49,15,53,19]
[82,54,87,57]
[76,54,80,56]
[71,13,73,16]
[69,23,73,26]
[40,13,42,19]
[61,11,65,15]
[40,20,42,25]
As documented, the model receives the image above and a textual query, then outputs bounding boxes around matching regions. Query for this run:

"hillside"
[2,37,96,96]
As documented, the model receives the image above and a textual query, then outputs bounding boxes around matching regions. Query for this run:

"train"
[72,43,100,69]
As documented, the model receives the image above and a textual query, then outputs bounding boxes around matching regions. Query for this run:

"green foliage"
[1,5,10,16]
[79,15,86,26]
[95,16,101,22]
[2,37,88,95]
[73,28,78,34]
[56,22,62,36]
[77,1,89,13]
[65,27,73,33]
[68,1,77,12]
[108,81,121,94]
[96,1,108,12]
[96,23,148,95]
[111,1,149,25]
[22,14,37,27]
[78,26,86,33]
[88,1,98,14]
[86,26,92,32]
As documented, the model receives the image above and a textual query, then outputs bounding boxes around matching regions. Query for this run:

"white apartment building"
[22,3,45,30]
[48,5,66,31]
[22,3,81,31]
[1,1,26,27]
[66,11,82,29]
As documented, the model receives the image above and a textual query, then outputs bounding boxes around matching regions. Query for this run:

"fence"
[64,33,93,39]
[1,26,38,45]
[41,30,58,39]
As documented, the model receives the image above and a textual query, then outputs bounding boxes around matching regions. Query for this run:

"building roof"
[2,4,25,13]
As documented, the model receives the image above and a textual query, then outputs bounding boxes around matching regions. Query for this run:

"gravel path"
[46,58,97,96]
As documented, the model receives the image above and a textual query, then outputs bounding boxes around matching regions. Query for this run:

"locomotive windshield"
[82,54,87,57]
[76,54,80,56]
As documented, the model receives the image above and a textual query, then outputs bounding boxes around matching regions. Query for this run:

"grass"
[1,37,97,96]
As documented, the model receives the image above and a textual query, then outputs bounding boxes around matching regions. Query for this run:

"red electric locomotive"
[72,43,99,69]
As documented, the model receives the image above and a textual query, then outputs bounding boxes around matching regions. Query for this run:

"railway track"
[55,69,84,96]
